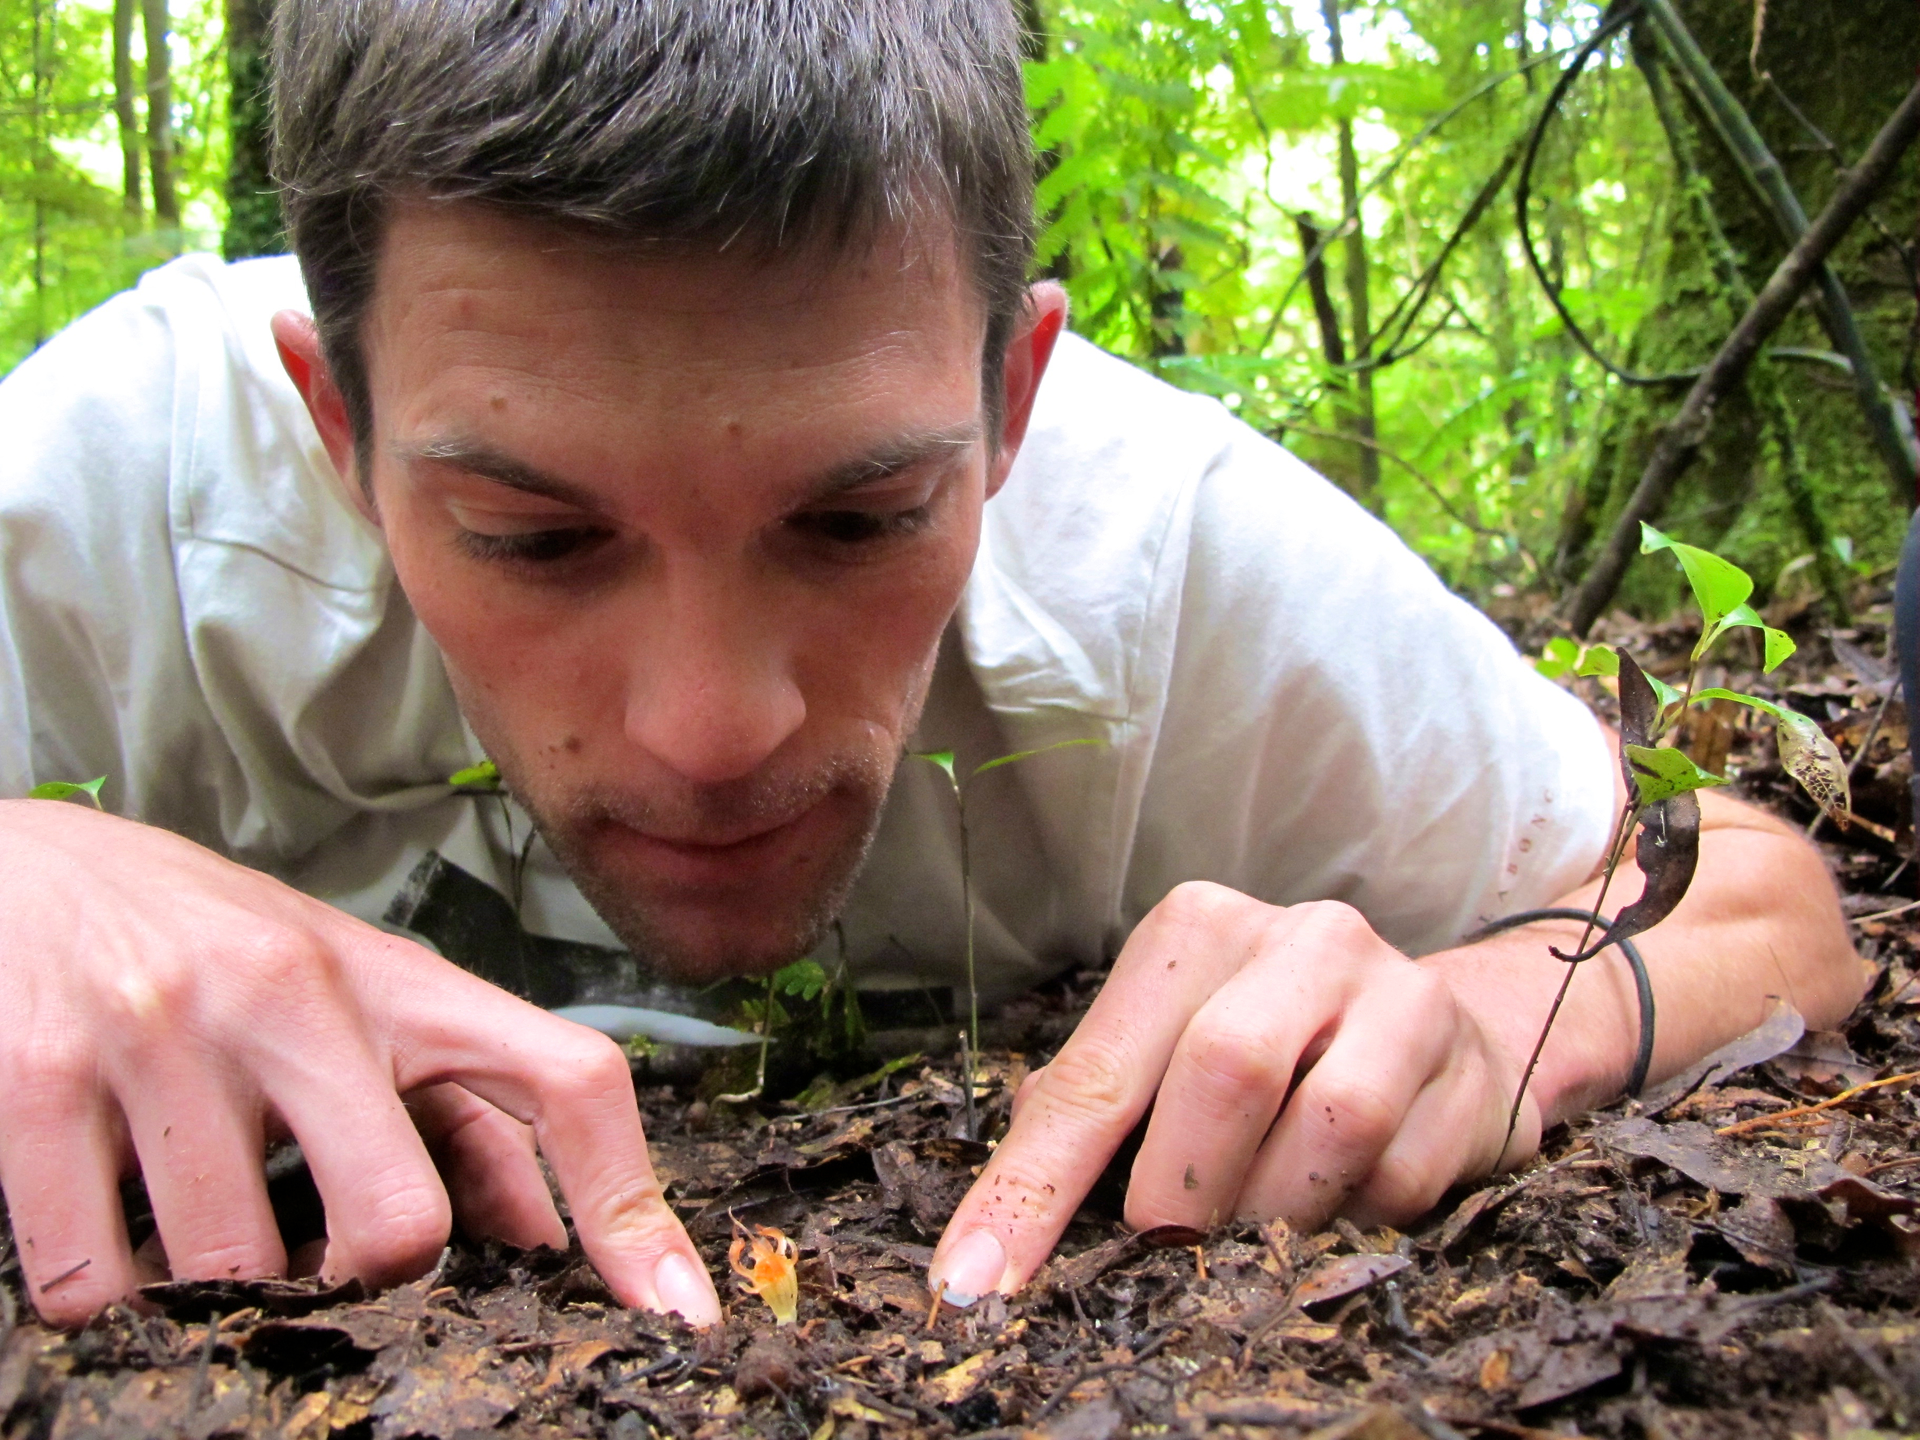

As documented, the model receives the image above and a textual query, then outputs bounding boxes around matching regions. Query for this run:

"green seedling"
[917,738,1103,1062]
[1513,524,1846,1154]
[919,737,1101,1142]
[448,759,538,914]
[716,957,847,1105]
[27,776,107,808]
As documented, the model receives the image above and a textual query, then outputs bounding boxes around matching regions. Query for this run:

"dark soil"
[5,600,1920,1440]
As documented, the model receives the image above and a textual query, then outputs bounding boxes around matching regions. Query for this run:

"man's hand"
[927,883,1535,1304]
[0,799,721,1328]
[928,776,1859,1306]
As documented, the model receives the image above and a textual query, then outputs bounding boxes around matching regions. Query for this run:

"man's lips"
[588,801,828,890]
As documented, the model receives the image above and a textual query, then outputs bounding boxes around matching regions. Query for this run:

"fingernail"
[652,1251,722,1327]
[930,1229,1006,1309]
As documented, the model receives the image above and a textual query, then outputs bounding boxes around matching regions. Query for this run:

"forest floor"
[5,597,1920,1440]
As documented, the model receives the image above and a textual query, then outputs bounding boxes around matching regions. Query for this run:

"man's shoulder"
[13,252,379,595]
[962,333,1343,719]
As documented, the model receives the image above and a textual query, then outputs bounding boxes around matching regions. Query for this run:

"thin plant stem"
[1569,798,1639,958]
[1502,796,1639,1159]
[716,973,774,1106]
[1498,958,1581,1168]
[958,790,979,1060]
[959,1029,977,1143]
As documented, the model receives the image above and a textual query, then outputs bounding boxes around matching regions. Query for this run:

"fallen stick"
[1717,1070,1920,1137]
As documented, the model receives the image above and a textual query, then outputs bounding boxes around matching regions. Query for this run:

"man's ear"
[271,310,379,527]
[986,281,1068,501]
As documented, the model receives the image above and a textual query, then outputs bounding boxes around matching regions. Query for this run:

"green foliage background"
[2,0,1913,617]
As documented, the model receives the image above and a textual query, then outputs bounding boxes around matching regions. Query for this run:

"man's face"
[337,203,1036,981]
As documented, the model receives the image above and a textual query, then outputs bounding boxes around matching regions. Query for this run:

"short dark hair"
[272,0,1037,463]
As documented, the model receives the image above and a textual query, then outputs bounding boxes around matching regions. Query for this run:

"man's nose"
[620,577,807,785]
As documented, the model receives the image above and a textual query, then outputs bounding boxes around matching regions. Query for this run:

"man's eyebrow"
[798,422,983,504]
[394,421,982,509]
[396,438,607,511]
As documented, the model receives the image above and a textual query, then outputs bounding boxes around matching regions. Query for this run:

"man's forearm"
[1426,794,1863,1128]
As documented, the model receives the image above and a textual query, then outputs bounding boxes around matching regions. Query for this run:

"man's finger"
[1230,969,1456,1227]
[264,1034,453,1291]
[1121,946,1367,1232]
[409,1082,567,1252]
[0,1079,138,1325]
[384,977,720,1325]
[927,883,1267,1303]
[120,1070,286,1284]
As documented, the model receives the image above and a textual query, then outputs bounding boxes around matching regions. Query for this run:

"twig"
[716,974,774,1105]
[1818,1299,1910,1429]
[1717,1070,1920,1136]
[39,1257,91,1293]
[1030,1327,1180,1423]
[1516,2,1701,389]
[1849,899,1920,926]
[1562,71,1920,636]
[803,1092,922,1118]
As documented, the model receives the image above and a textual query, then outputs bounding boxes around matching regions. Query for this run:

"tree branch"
[1640,0,1920,500]
[1563,74,1920,636]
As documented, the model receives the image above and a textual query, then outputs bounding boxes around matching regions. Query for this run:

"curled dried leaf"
[729,1221,799,1325]
[1775,709,1851,824]
[1553,790,1701,963]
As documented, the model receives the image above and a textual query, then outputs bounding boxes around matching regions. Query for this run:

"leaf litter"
[6,615,1920,1436]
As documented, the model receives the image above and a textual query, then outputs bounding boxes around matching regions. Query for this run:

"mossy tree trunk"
[223,0,281,259]
[1559,0,1918,614]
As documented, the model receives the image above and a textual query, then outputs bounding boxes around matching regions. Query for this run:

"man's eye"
[456,528,606,564]
[796,507,933,546]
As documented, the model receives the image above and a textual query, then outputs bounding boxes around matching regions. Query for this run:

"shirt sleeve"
[1124,422,1617,956]
[0,280,247,849]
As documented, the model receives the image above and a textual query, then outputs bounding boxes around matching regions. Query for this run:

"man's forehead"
[367,198,985,338]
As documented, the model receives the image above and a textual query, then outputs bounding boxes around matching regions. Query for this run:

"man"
[0,0,1856,1329]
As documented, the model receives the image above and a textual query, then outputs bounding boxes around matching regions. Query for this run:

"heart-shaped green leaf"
[1641,523,1755,653]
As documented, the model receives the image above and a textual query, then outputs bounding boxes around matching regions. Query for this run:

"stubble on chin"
[533,753,896,983]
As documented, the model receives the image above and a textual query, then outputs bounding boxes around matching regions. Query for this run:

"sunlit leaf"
[1535,637,1579,678]
[1575,644,1620,678]
[1775,710,1851,821]
[448,759,502,790]
[27,775,106,808]
[1700,602,1796,672]
[1640,523,1754,647]
[1623,745,1730,804]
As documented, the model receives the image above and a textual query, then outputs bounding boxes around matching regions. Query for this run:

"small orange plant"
[729,1220,799,1325]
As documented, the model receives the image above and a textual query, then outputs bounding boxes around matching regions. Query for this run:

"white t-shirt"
[0,255,1615,1005]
